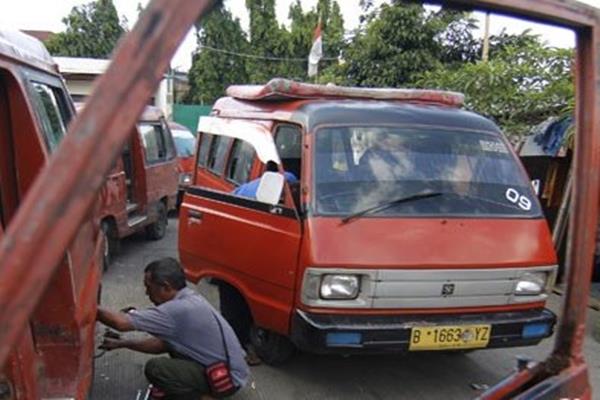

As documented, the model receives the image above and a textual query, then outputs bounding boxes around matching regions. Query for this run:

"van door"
[138,118,178,226]
[179,118,301,334]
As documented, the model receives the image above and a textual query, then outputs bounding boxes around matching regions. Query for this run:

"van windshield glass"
[173,131,196,157]
[314,126,542,218]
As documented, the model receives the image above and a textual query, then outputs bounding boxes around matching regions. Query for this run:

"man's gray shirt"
[127,287,249,387]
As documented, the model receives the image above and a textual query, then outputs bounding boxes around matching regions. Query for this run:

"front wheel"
[249,325,295,365]
[146,202,167,240]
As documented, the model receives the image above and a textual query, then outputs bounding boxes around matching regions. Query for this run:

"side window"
[161,119,176,160]
[227,139,255,185]
[275,124,302,180]
[30,82,70,152]
[197,132,213,167]
[139,124,165,163]
[207,135,233,175]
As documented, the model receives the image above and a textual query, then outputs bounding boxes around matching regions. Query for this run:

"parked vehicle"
[179,79,558,364]
[169,121,196,206]
[0,30,102,399]
[97,105,178,269]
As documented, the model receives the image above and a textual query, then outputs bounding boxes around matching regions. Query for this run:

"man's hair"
[144,257,187,290]
[265,160,279,172]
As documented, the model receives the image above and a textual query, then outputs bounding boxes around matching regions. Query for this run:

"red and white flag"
[308,17,322,77]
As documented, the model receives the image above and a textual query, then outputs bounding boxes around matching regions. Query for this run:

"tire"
[219,284,252,345]
[101,221,117,271]
[250,324,295,365]
[146,202,167,240]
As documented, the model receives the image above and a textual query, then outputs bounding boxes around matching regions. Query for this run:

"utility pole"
[482,12,491,62]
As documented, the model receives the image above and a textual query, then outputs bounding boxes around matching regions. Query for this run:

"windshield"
[173,130,196,157]
[314,126,542,218]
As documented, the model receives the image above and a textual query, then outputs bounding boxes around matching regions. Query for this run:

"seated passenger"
[233,160,298,199]
[358,129,414,181]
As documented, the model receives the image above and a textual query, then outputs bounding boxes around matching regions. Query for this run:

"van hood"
[303,217,556,268]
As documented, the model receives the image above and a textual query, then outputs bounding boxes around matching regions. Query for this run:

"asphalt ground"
[90,216,600,400]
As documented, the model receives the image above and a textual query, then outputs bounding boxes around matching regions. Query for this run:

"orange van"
[179,79,558,364]
[97,106,178,269]
[0,31,102,398]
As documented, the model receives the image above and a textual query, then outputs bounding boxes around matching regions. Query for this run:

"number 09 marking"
[505,188,531,211]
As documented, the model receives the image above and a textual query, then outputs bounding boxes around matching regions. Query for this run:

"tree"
[416,32,574,139]
[45,0,126,58]
[185,6,249,104]
[245,0,292,82]
[335,1,475,87]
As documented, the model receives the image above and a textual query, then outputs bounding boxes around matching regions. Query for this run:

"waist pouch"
[205,361,237,398]
[207,312,239,398]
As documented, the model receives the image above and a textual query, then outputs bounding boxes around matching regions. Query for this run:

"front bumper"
[290,308,556,354]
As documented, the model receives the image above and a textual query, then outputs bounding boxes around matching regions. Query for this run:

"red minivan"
[179,79,558,364]
[0,30,102,398]
[97,106,178,269]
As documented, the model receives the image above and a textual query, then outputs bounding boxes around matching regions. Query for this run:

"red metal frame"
[0,0,596,398]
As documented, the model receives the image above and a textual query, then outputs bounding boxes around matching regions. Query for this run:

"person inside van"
[357,128,416,181]
[233,160,298,199]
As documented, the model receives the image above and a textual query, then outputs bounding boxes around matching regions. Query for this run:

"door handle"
[188,210,203,225]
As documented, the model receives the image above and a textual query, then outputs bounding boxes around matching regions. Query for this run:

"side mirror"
[256,172,284,205]
[531,179,541,196]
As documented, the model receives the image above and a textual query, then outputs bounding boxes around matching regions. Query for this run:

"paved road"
[91,216,600,400]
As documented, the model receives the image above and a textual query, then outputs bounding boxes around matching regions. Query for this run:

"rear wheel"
[101,221,117,271]
[146,202,167,240]
[250,325,295,365]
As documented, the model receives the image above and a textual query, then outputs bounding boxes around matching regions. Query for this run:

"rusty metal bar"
[447,0,598,28]
[552,14,600,365]
[0,0,215,367]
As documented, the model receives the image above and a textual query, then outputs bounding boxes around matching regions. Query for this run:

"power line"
[196,45,339,62]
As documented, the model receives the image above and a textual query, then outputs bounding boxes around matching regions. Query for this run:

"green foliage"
[245,0,291,82]
[185,6,249,104]
[183,0,574,142]
[45,0,125,58]
[416,33,574,139]
[337,1,476,87]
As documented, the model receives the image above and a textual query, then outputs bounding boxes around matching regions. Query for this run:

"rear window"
[314,125,542,218]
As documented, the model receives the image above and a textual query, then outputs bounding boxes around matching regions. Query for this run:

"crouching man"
[97,257,249,399]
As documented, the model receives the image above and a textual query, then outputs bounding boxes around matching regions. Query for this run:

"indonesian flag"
[308,17,322,77]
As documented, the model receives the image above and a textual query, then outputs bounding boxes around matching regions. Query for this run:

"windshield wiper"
[340,190,443,225]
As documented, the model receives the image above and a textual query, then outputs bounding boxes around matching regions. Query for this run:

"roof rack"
[226,78,464,107]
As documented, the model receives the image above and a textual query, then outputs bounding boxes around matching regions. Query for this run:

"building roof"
[0,30,56,73]
[54,56,110,75]
[21,30,54,42]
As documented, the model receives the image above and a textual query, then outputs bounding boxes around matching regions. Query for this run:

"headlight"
[179,173,192,185]
[515,272,547,295]
[320,275,360,299]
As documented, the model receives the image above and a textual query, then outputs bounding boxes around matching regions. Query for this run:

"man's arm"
[100,336,168,354]
[97,307,135,332]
